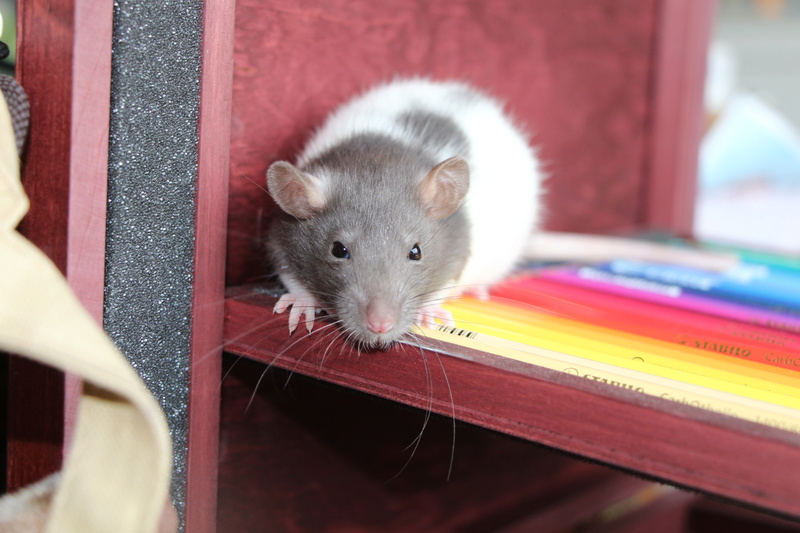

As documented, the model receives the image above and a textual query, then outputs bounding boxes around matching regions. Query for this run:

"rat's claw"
[289,304,316,334]
[273,294,292,315]
[274,292,318,334]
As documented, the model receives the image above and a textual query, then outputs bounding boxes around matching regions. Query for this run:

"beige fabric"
[0,88,173,530]
[0,474,60,532]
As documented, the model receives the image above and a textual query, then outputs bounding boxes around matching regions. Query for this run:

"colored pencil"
[411,324,800,434]
[440,298,800,409]
[671,238,800,272]
[540,266,800,335]
[596,259,800,311]
[491,276,800,373]
[446,297,800,389]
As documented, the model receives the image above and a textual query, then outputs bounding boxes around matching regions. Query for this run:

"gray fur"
[397,111,470,160]
[268,126,471,348]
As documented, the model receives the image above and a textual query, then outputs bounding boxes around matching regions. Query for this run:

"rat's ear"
[418,156,470,219]
[267,161,327,219]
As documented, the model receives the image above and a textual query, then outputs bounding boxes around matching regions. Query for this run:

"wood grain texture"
[217,355,645,532]
[4,359,64,492]
[688,497,800,533]
[8,0,78,491]
[226,0,660,284]
[10,0,114,494]
[224,289,800,520]
[643,0,716,234]
[68,0,113,323]
[185,0,236,530]
[16,0,73,272]
[63,0,113,458]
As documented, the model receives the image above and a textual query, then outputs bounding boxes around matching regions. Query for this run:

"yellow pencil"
[410,324,800,434]
[441,299,800,409]
[452,297,800,385]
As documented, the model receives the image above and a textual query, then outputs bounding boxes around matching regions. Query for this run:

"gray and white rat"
[266,78,736,349]
[266,79,540,349]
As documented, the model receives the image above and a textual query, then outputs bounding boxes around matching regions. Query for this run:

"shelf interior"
[223,286,800,520]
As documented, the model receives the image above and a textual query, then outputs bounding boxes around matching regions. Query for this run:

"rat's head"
[267,148,470,349]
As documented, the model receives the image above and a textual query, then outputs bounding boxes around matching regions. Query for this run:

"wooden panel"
[4,359,64,492]
[63,0,113,459]
[643,0,717,234]
[68,0,113,322]
[8,0,78,491]
[224,289,800,520]
[688,497,800,533]
[185,0,236,530]
[10,0,113,491]
[220,1,740,529]
[217,356,648,532]
[226,0,660,284]
[16,0,73,270]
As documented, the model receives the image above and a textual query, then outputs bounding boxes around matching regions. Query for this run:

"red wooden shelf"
[216,350,698,532]
[224,287,800,520]
[15,0,800,530]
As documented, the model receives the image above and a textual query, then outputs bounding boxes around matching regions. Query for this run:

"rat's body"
[294,80,543,290]
[267,79,542,348]
[266,78,735,349]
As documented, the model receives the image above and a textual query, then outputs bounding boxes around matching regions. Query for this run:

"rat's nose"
[366,301,397,334]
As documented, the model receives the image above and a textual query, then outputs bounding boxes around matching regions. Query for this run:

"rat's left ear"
[418,156,470,219]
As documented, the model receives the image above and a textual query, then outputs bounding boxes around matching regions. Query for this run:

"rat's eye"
[408,243,422,261]
[331,241,351,259]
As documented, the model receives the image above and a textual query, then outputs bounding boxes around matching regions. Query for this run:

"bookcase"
[9,0,800,531]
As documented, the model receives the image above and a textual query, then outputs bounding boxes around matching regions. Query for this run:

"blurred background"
[0,0,797,255]
[696,0,800,255]
[0,0,14,76]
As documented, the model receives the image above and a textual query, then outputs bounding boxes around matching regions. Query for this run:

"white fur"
[298,79,544,292]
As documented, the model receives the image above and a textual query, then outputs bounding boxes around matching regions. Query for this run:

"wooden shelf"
[224,287,800,520]
[217,353,696,532]
[14,0,800,530]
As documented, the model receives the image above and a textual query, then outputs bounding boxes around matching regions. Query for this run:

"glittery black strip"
[104,1,204,528]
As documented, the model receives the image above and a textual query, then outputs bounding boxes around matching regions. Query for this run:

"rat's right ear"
[267,161,327,219]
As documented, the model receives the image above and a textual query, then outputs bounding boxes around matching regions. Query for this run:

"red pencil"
[490,275,800,374]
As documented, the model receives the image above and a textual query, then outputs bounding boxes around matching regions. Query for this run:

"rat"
[266,78,539,349]
[266,78,736,349]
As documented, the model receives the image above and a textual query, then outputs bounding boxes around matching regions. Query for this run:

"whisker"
[220,354,243,387]
[245,364,271,412]
[283,321,343,387]
[231,162,270,195]
[208,316,291,395]
[319,319,347,369]
[385,340,434,484]
[409,328,457,481]
[432,347,456,481]
[245,318,343,406]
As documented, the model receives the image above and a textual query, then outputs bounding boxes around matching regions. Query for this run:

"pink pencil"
[490,276,800,372]
[497,276,800,350]
[538,266,800,335]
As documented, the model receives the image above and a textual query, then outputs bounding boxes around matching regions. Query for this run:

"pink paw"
[415,304,455,329]
[274,292,319,334]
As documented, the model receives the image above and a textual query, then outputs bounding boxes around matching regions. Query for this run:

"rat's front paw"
[415,304,455,329]
[274,291,319,334]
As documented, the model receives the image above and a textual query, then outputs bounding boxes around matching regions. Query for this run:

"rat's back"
[299,78,544,292]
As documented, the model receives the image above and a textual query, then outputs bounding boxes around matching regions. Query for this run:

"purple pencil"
[540,266,800,336]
